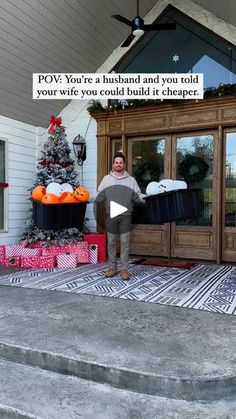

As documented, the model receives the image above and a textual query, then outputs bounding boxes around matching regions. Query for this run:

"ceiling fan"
[111,0,176,47]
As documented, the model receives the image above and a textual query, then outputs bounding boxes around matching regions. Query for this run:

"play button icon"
[110,201,128,218]
[93,184,146,233]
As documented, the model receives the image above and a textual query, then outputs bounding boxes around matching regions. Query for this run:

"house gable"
[113,5,236,89]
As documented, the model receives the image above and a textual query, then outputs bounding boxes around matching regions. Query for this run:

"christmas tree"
[34,116,79,188]
[22,116,85,245]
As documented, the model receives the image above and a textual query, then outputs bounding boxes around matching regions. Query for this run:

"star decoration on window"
[172,54,179,62]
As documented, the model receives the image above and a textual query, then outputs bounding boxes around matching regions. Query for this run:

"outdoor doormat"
[0,263,236,315]
[132,258,195,269]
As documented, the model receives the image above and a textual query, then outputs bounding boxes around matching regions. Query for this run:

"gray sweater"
[97,170,145,215]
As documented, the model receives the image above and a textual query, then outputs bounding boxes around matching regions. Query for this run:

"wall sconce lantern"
[72,134,87,166]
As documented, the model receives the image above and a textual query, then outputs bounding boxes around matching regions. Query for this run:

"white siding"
[60,100,101,232]
[0,116,39,245]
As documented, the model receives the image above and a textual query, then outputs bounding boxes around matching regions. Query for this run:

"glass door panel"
[131,138,165,224]
[131,139,165,193]
[172,132,217,260]
[175,134,214,226]
[128,136,171,257]
[222,131,236,262]
[225,133,236,227]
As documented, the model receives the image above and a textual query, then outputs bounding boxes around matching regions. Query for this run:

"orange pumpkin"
[32,185,46,201]
[74,187,90,202]
[59,192,78,203]
[41,193,60,204]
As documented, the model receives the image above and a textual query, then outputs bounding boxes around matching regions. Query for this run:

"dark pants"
[106,215,131,270]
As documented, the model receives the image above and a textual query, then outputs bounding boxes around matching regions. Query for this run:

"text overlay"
[33,73,204,100]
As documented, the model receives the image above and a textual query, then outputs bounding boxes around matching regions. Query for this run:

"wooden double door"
[113,129,236,263]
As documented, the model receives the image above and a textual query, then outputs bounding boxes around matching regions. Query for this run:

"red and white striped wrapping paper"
[5,245,25,257]
[74,242,89,263]
[0,245,5,264]
[83,234,106,263]
[21,256,56,269]
[89,244,98,264]
[4,256,21,267]
[20,248,42,257]
[57,253,77,269]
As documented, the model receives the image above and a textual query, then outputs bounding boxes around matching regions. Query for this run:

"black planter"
[32,200,87,230]
[132,203,151,224]
[144,188,201,224]
[174,188,201,220]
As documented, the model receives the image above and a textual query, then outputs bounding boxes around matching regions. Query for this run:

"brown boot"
[120,270,130,280]
[105,268,117,278]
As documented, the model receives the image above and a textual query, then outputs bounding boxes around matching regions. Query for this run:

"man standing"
[97,152,145,280]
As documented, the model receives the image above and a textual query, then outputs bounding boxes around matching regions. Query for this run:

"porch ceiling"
[0,0,235,128]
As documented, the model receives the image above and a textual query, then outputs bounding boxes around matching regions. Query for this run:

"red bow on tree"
[48,116,62,133]
[0,182,8,188]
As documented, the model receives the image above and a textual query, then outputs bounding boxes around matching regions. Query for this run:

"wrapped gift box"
[26,241,44,249]
[76,246,89,264]
[21,256,56,269]
[42,241,89,257]
[4,256,21,267]
[83,233,106,262]
[42,245,67,256]
[21,248,42,257]
[5,245,26,257]
[57,253,77,269]
[64,242,88,255]
[89,244,98,264]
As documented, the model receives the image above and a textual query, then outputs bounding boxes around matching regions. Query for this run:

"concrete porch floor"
[0,264,235,418]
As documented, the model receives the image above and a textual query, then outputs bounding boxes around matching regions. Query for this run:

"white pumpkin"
[158,179,175,192]
[60,183,74,194]
[46,182,62,196]
[173,180,187,190]
[146,182,161,196]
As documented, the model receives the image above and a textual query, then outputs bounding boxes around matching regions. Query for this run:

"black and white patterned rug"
[0,262,236,315]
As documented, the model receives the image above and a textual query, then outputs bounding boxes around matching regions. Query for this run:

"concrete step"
[0,340,235,403]
[0,285,235,402]
[0,359,236,419]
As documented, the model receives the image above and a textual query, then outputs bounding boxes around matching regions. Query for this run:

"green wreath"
[178,155,209,184]
[134,162,160,189]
